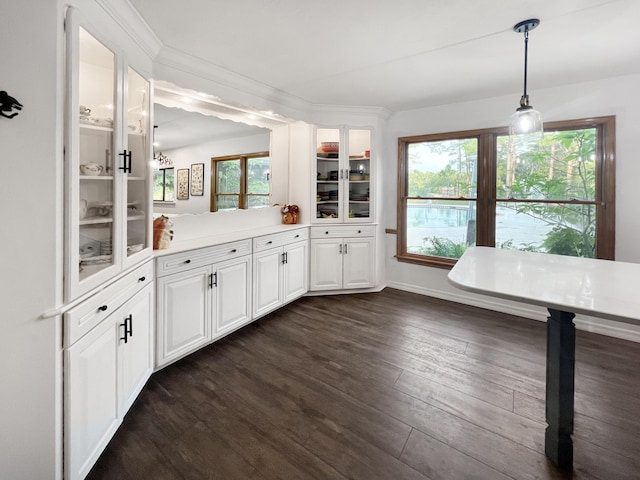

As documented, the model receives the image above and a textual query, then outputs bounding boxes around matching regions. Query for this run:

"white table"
[448,247,640,469]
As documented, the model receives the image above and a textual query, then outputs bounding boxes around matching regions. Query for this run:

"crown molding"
[311,103,391,122]
[154,46,312,119]
[94,0,162,59]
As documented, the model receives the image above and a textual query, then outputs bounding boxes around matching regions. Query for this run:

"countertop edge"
[153,224,310,257]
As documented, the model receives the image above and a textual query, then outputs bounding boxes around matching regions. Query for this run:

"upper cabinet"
[314,127,372,223]
[64,8,152,301]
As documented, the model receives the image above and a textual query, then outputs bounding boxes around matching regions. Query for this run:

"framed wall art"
[176,168,190,200]
[190,163,204,196]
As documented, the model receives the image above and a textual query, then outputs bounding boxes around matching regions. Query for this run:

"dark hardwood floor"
[87,288,640,480]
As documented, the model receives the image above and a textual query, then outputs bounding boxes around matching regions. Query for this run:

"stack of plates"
[100,240,112,256]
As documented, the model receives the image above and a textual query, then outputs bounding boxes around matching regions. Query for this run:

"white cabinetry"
[314,127,372,223]
[252,228,309,318]
[156,265,210,363]
[310,226,375,291]
[64,261,154,480]
[65,7,152,301]
[156,240,252,368]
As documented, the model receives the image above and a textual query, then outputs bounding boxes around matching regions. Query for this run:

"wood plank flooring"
[87,288,640,480]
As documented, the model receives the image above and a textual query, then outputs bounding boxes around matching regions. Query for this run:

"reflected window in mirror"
[211,152,270,211]
[154,167,175,202]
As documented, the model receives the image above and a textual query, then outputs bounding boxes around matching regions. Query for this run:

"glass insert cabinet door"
[70,24,118,298]
[124,67,150,262]
[346,129,371,221]
[314,127,372,222]
[315,128,341,220]
[65,7,152,301]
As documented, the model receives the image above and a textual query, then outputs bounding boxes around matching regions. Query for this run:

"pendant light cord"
[522,29,529,103]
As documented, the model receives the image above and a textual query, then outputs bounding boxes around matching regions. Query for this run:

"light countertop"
[153,223,310,257]
[448,246,640,325]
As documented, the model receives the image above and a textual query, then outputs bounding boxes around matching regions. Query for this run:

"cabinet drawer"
[253,227,309,252]
[65,260,153,347]
[310,225,375,239]
[155,239,252,277]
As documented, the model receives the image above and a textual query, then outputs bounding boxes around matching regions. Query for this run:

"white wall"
[154,132,270,215]
[1,2,62,478]
[383,74,640,341]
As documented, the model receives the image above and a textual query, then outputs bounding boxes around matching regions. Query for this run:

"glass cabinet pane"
[347,129,371,220]
[316,128,341,219]
[125,67,150,257]
[78,28,116,281]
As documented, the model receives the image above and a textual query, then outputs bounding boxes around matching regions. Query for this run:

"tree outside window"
[211,152,270,211]
[397,117,615,268]
[153,167,174,202]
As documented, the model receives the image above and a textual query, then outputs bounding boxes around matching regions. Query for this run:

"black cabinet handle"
[138,276,146,282]
[120,322,128,343]
[294,234,300,238]
[184,259,191,264]
[358,230,362,234]
[120,315,133,343]
[212,272,218,287]
[231,249,237,253]
[325,231,329,235]
[118,149,132,173]
[98,305,108,312]
[267,240,273,245]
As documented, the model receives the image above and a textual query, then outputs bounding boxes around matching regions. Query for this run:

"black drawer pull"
[295,234,300,238]
[184,259,191,264]
[358,230,362,234]
[267,241,273,244]
[325,231,329,235]
[138,276,146,282]
[231,248,237,253]
[98,305,108,312]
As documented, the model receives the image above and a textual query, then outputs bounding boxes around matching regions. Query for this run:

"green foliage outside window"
[407,128,598,259]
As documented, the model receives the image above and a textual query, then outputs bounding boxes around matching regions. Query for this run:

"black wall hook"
[0,91,23,119]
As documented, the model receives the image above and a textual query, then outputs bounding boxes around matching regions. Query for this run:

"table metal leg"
[545,308,576,469]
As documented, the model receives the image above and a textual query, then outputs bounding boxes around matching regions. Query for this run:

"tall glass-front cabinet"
[310,126,377,291]
[314,128,372,223]
[65,8,152,301]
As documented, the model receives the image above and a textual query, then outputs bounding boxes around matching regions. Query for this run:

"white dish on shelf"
[127,244,143,254]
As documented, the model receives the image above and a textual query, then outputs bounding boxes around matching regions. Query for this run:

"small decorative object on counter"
[153,215,174,249]
[281,204,299,224]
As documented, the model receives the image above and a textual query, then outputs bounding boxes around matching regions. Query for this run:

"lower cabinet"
[155,239,252,368]
[253,237,308,319]
[309,226,375,291]
[64,264,154,480]
[156,265,211,364]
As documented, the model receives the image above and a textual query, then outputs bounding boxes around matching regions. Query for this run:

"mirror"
[152,82,292,215]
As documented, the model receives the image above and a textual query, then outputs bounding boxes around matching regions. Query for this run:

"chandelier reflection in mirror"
[153,151,173,168]
[509,18,543,141]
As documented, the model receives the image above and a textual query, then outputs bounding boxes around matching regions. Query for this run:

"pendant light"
[509,18,543,139]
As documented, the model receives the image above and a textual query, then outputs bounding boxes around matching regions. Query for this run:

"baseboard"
[304,285,385,297]
[385,281,640,344]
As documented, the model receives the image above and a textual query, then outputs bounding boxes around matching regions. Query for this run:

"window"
[397,116,615,268]
[153,167,174,202]
[211,152,270,211]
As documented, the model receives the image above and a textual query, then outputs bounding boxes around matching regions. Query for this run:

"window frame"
[153,166,175,203]
[396,116,616,269]
[210,151,270,212]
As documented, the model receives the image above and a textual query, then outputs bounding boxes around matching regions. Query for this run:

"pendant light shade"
[509,19,543,140]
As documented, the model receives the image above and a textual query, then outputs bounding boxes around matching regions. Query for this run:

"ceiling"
[130,0,640,113]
